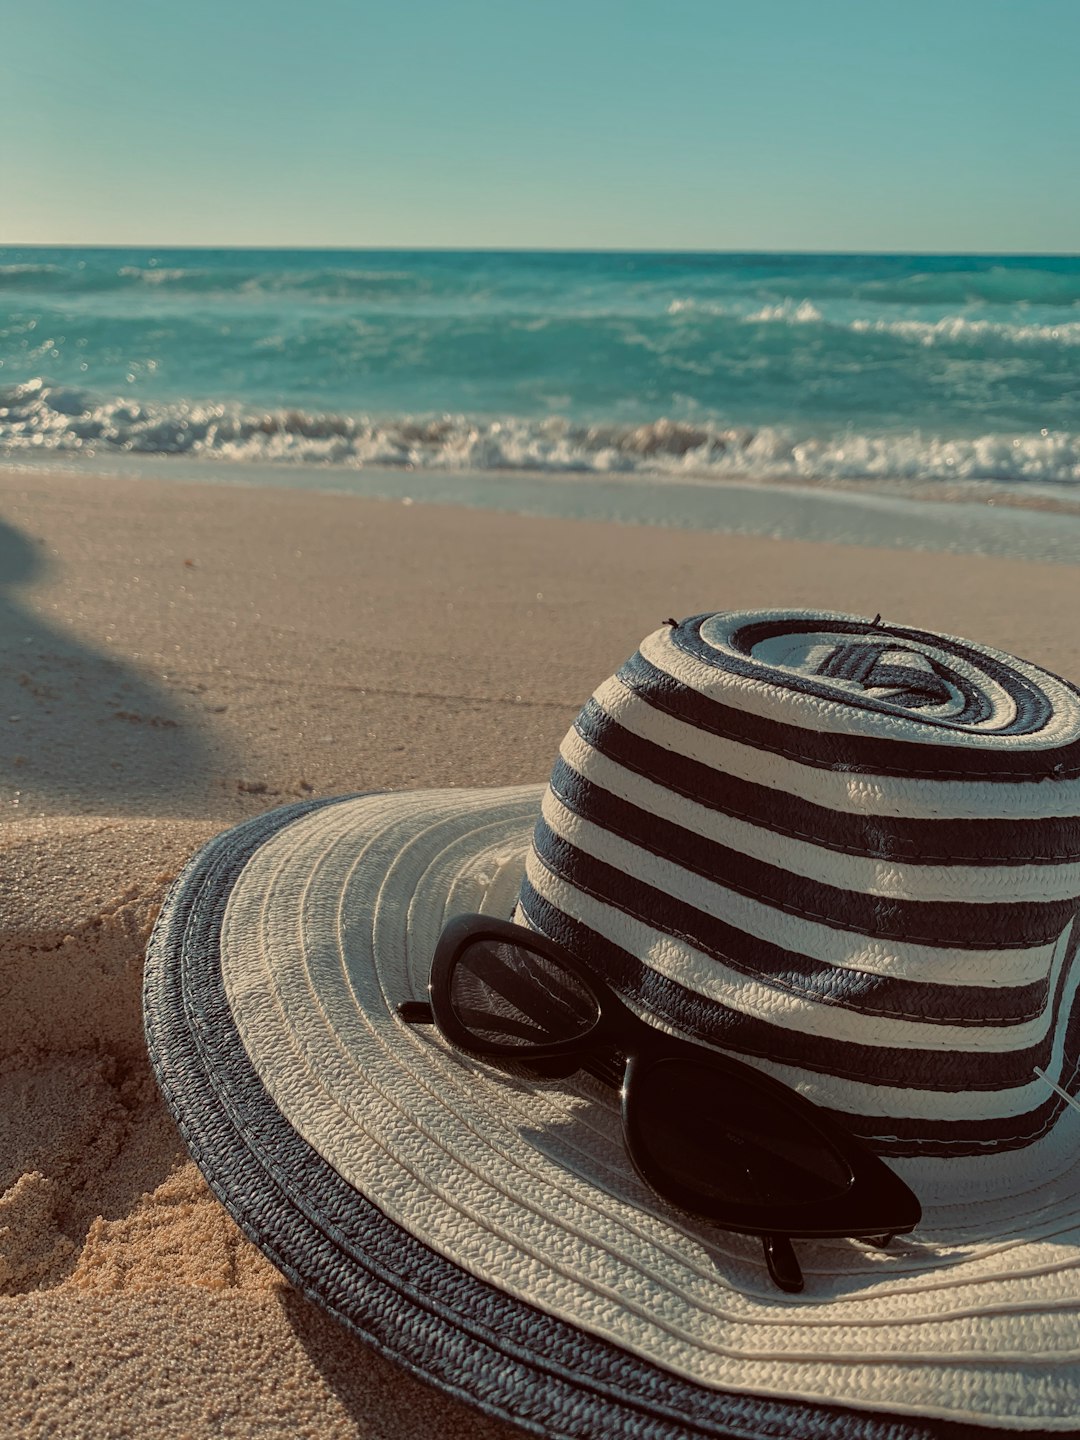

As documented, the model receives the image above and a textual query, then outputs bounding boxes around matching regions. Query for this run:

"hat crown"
[516,609,1080,1197]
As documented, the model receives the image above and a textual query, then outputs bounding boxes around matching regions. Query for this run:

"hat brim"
[144,791,1080,1438]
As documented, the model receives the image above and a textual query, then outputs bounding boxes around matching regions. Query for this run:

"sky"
[5,0,1078,252]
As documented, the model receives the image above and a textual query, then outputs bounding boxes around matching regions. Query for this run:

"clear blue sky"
[5,0,1078,252]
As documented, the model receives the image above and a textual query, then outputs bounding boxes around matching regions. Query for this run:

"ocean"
[1,248,1078,496]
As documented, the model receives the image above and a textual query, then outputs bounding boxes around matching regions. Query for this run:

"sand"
[2,468,1079,1438]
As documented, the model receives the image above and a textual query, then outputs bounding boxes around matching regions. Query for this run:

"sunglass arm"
[763,1234,803,1293]
[397,1001,435,1024]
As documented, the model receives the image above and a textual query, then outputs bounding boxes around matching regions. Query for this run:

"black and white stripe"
[515,610,1080,1164]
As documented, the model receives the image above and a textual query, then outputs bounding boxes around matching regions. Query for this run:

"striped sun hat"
[145,609,1080,1438]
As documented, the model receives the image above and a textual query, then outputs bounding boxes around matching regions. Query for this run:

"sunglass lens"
[450,938,600,1049]
[633,1056,853,1209]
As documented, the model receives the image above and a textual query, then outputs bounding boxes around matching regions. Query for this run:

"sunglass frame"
[428,913,921,1245]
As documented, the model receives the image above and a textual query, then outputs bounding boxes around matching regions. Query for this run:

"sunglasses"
[398,913,921,1293]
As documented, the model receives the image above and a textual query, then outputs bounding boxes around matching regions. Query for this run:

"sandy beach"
[3,468,1080,1438]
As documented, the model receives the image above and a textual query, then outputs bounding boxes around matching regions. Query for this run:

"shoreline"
[3,452,1080,565]
[7,447,1080,512]
[3,470,1080,1437]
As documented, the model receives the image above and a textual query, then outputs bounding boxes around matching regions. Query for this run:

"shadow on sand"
[0,518,217,814]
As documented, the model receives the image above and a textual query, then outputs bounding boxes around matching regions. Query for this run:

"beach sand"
[2,469,1079,1438]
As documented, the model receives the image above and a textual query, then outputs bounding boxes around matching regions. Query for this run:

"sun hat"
[144,608,1080,1437]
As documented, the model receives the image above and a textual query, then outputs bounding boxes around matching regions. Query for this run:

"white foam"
[2,378,1079,486]
[668,298,1080,347]
[851,315,1080,348]
[745,299,823,324]
[115,265,198,285]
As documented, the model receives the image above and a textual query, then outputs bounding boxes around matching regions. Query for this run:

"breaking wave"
[851,315,1080,347]
[4,378,1078,487]
[0,263,65,288]
[745,299,824,324]
[664,297,1080,346]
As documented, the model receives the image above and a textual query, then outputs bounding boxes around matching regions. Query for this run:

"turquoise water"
[1,248,1077,487]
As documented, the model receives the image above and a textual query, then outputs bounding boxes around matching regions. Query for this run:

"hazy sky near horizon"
[6,0,1078,252]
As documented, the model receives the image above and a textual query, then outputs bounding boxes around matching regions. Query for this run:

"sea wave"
[846,266,1080,308]
[726,265,1080,309]
[668,297,825,324]
[667,298,728,316]
[851,315,1080,347]
[116,265,206,286]
[3,378,1079,486]
[666,296,1080,346]
[0,260,428,300]
[666,267,1080,313]
[745,299,824,324]
[4,253,1080,314]
[0,263,64,287]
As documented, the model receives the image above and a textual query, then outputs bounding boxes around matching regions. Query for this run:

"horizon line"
[3,241,1079,260]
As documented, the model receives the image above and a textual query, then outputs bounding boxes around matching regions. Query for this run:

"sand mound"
[0,816,238,1296]
[0,815,523,1438]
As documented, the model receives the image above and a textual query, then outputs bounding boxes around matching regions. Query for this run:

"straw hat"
[145,609,1080,1436]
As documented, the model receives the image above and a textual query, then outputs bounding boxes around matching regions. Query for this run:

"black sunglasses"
[398,913,921,1293]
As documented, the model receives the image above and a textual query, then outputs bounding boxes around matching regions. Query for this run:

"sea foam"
[3,379,1078,487]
